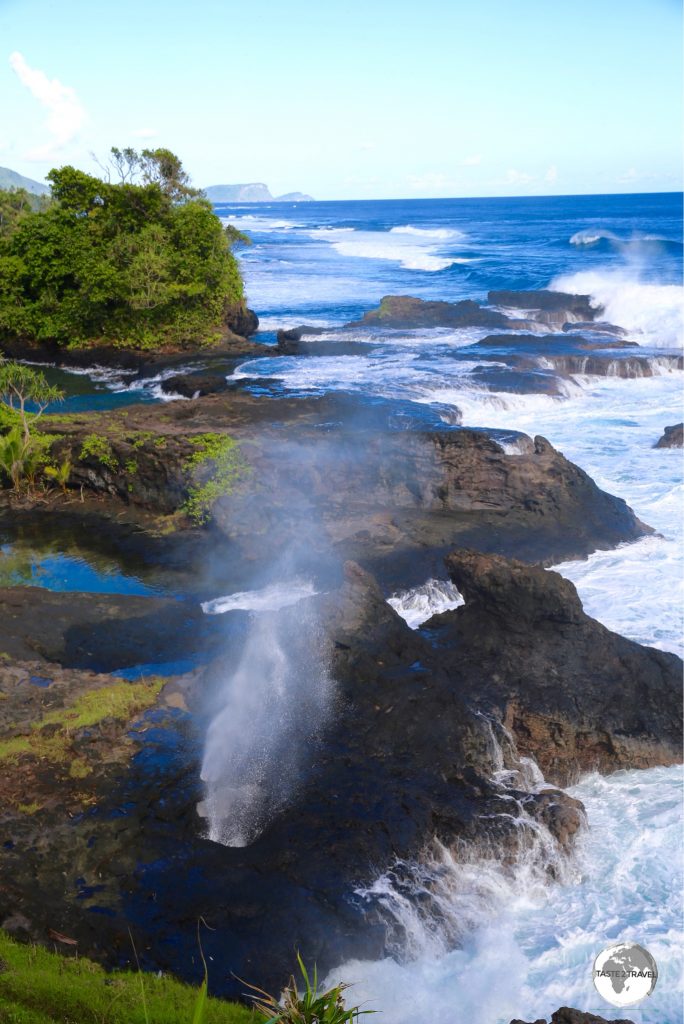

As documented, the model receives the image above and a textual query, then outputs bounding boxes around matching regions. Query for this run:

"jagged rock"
[488,290,600,322]
[275,326,370,356]
[511,1009,635,1024]
[34,395,653,591]
[160,373,230,398]
[430,549,682,784]
[225,305,259,337]
[654,422,683,448]
[0,546,678,998]
[348,294,512,329]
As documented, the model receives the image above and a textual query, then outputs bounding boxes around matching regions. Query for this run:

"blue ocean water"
[215,192,682,328]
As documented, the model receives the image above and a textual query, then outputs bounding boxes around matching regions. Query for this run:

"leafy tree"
[0,362,64,492]
[0,188,38,237]
[0,362,64,446]
[139,147,200,202]
[0,148,246,351]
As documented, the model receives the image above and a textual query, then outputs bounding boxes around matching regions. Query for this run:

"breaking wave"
[551,269,683,348]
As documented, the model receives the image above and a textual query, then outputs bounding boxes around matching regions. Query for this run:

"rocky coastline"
[0,288,681,1020]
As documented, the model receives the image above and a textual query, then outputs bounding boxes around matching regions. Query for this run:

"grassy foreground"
[0,933,255,1024]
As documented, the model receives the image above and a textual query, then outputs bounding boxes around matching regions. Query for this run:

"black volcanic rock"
[430,549,683,784]
[225,305,259,337]
[511,1010,635,1024]
[2,548,677,998]
[0,560,584,997]
[348,294,512,329]
[37,394,653,590]
[488,289,600,321]
[275,326,371,356]
[160,372,230,398]
[0,587,219,671]
[654,422,683,448]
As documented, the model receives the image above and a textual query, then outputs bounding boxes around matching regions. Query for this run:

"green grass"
[0,932,256,1024]
[0,678,166,779]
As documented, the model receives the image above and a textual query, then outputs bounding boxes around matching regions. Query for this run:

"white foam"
[201,579,317,615]
[388,578,464,629]
[569,229,619,246]
[390,225,467,241]
[309,227,468,273]
[551,269,683,348]
[221,214,302,232]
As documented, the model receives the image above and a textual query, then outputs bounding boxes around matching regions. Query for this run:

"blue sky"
[1,0,681,200]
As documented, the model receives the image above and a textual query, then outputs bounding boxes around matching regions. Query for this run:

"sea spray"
[200,584,332,847]
[324,765,683,1024]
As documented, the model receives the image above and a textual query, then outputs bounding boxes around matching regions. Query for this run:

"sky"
[0,0,681,201]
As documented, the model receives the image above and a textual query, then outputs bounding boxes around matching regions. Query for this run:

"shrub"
[244,954,374,1024]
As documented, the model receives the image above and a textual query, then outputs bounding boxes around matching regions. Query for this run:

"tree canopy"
[0,148,245,350]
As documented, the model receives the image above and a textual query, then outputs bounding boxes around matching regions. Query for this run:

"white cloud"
[616,167,639,184]
[505,168,535,186]
[544,164,558,183]
[460,154,482,166]
[131,128,158,140]
[9,51,85,159]
[406,171,458,192]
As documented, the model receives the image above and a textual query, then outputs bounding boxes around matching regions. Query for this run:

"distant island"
[0,165,49,195]
[203,183,314,203]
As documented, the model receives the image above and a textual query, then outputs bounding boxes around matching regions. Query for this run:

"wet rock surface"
[0,284,679,1005]
[0,306,261,372]
[347,294,513,329]
[488,289,600,323]
[33,392,652,592]
[429,550,682,783]
[654,422,683,448]
[0,586,221,671]
[0,550,678,996]
[511,1009,635,1024]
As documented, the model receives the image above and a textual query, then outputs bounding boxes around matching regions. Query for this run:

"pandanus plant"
[244,954,375,1024]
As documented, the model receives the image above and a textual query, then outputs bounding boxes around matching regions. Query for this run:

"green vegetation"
[0,678,165,777]
[0,362,63,491]
[245,954,373,1024]
[183,433,248,525]
[79,433,118,470]
[44,454,72,494]
[0,932,254,1024]
[0,147,246,351]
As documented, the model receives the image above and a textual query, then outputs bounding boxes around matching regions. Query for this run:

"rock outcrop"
[488,289,600,323]
[511,1009,635,1024]
[0,551,678,997]
[654,422,683,448]
[429,550,682,783]
[348,294,512,329]
[33,393,652,591]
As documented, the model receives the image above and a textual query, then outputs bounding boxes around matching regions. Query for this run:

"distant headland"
[203,182,314,203]
[0,165,48,195]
